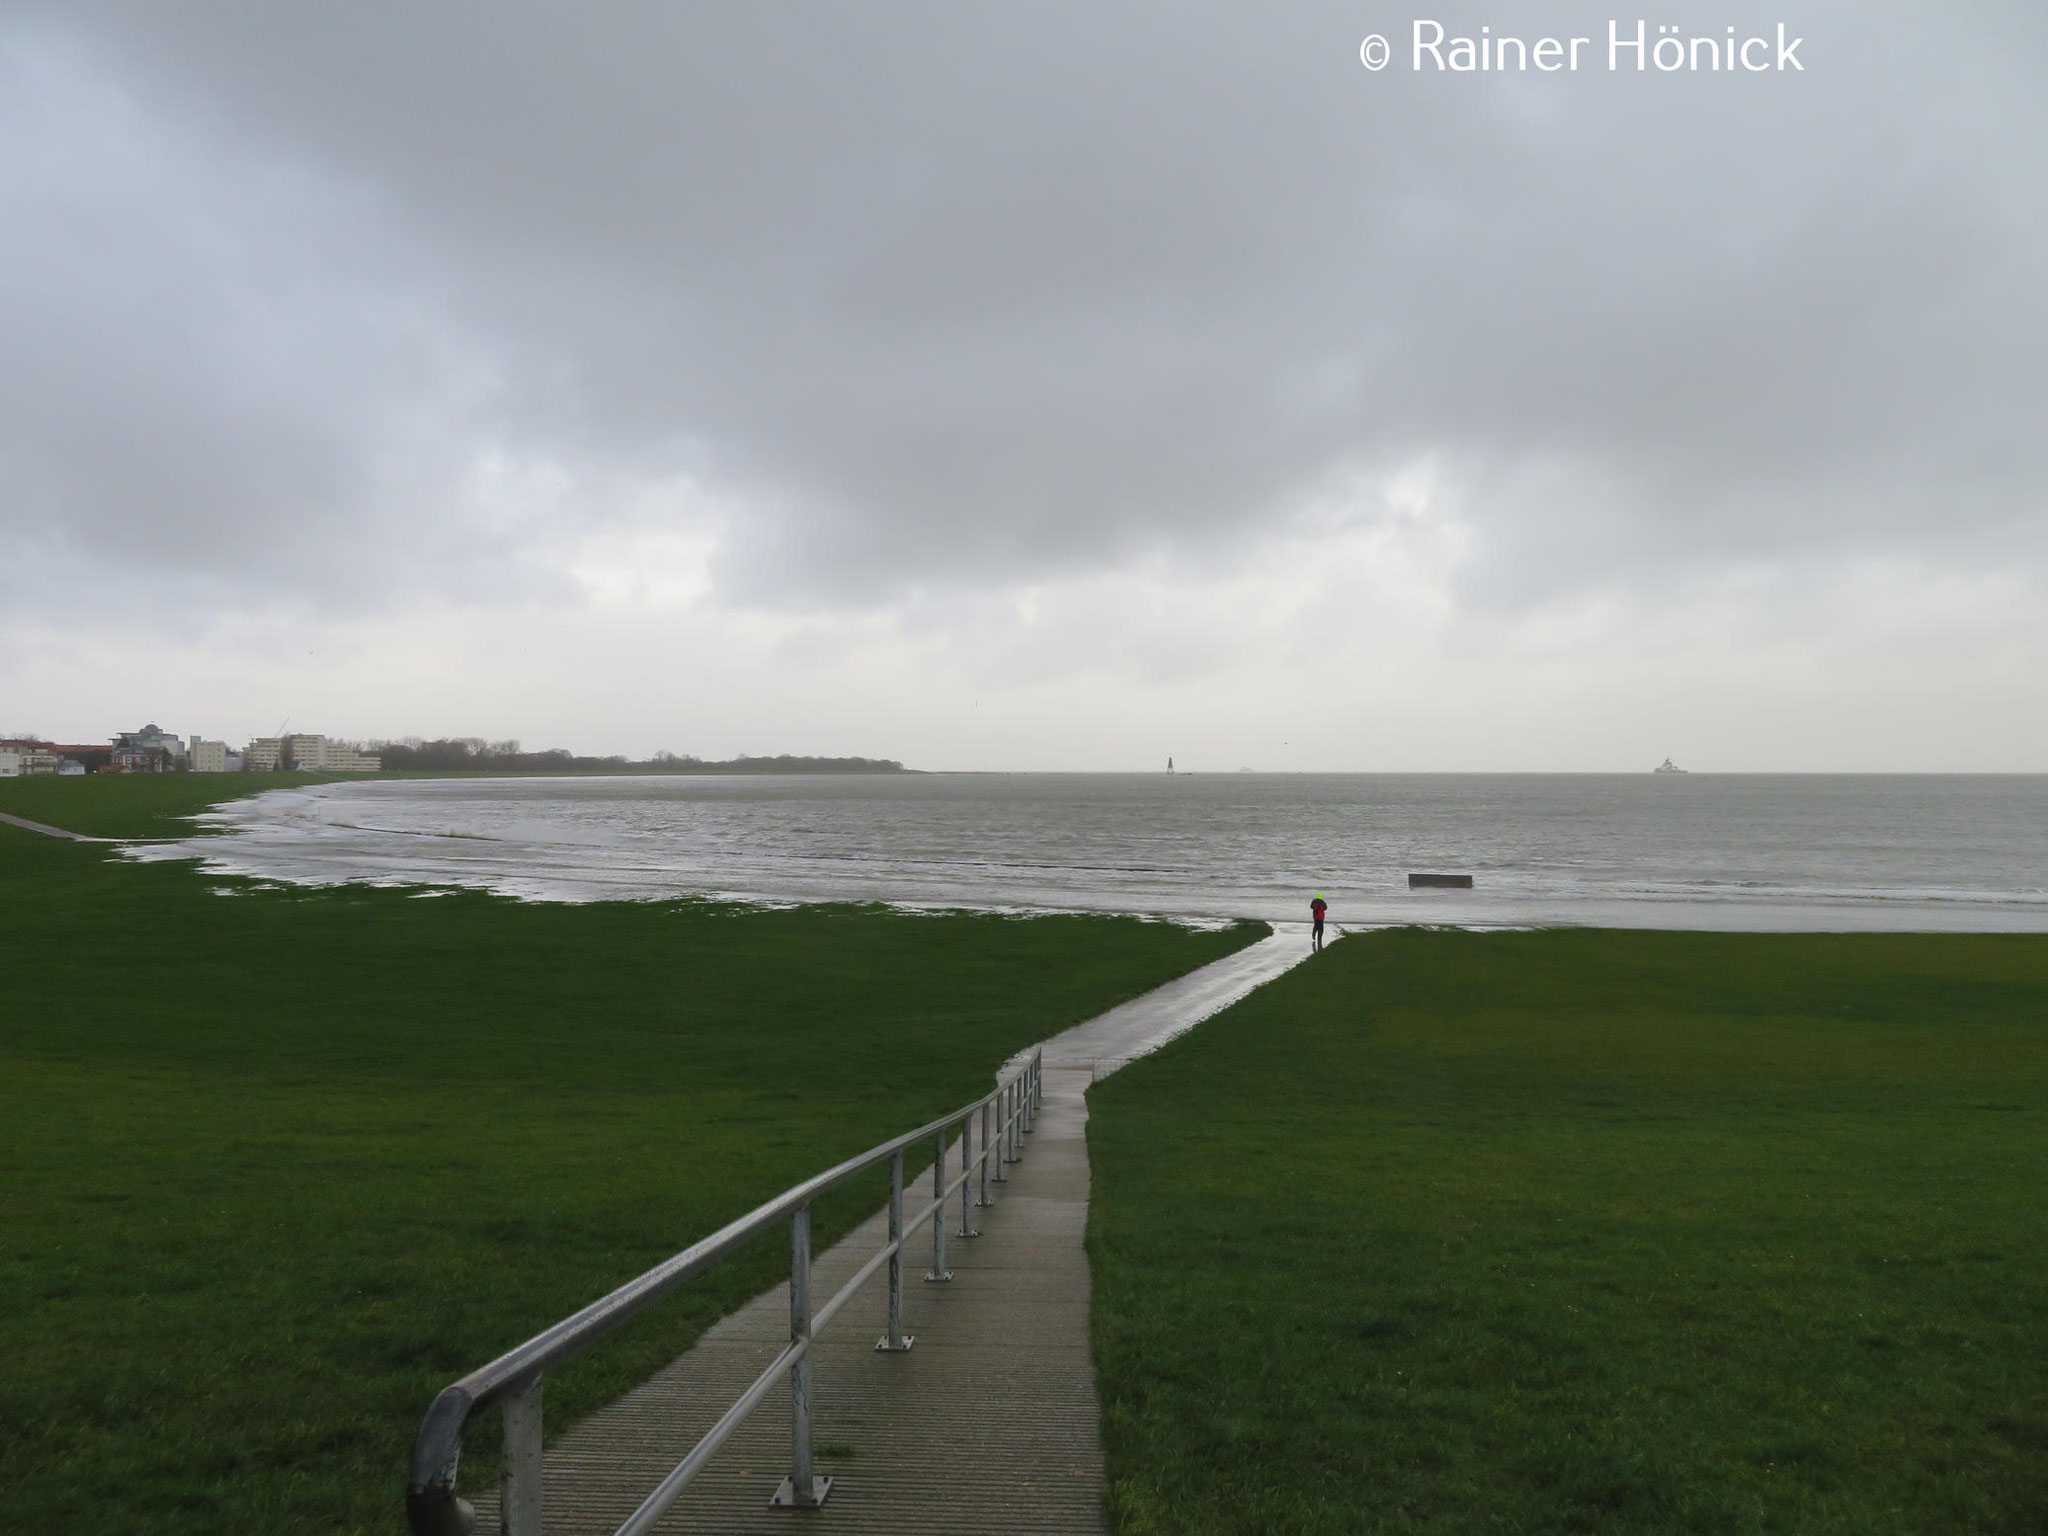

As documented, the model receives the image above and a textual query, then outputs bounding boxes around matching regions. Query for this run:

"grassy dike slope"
[1087,927,2048,1535]
[0,784,1263,1535]
[0,770,331,839]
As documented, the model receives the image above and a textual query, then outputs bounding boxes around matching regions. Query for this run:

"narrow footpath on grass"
[0,809,115,841]
[467,922,1329,1535]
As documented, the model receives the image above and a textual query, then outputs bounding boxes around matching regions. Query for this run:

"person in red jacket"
[1310,892,1327,950]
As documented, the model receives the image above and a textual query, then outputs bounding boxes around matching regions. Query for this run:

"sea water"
[127,773,2048,931]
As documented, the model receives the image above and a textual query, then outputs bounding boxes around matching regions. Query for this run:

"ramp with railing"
[406,1051,1043,1536]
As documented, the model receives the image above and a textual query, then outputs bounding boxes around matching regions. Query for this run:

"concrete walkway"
[470,922,1326,1535]
[0,809,111,842]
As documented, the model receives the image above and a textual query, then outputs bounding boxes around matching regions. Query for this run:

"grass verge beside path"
[0,814,1264,1536]
[1087,928,2048,1535]
[0,771,331,840]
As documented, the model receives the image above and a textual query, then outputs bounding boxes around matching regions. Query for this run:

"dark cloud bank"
[2,2,2042,618]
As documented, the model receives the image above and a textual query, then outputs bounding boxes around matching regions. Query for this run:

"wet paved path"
[474,923,1326,1535]
[0,809,109,841]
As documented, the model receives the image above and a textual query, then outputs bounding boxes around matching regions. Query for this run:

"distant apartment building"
[245,734,380,773]
[189,738,232,773]
[296,735,381,772]
[321,743,380,772]
[0,740,61,776]
[0,750,19,778]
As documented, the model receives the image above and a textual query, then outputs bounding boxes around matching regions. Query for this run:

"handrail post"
[772,1205,831,1508]
[501,1375,542,1536]
[991,1090,1010,1183]
[876,1150,913,1351]
[976,1100,993,1206]
[1024,1058,1037,1134]
[925,1132,952,1281]
[955,1115,978,1238]
[1005,1081,1021,1164]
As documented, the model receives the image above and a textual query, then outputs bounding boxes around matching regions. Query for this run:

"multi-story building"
[310,739,381,772]
[190,739,232,773]
[110,724,185,773]
[243,734,380,773]
[0,740,61,775]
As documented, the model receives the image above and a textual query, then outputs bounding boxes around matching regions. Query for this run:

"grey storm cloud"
[2,1,2043,615]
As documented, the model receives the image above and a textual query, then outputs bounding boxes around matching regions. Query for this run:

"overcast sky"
[3,2,2043,769]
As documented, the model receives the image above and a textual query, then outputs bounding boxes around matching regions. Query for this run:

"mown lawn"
[0,788,1263,1535]
[1087,927,2048,1535]
[0,770,328,839]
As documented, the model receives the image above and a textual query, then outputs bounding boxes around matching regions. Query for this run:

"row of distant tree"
[366,738,906,775]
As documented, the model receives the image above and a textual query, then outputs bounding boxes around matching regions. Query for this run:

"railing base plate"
[770,1474,834,1509]
[874,1333,916,1352]
[924,1269,953,1283]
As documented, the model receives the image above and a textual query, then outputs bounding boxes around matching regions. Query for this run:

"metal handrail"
[406,1048,1044,1535]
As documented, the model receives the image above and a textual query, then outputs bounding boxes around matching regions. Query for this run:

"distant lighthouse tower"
[1167,756,1174,773]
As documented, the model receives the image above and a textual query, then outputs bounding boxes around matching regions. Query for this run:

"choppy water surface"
[130,773,2048,931]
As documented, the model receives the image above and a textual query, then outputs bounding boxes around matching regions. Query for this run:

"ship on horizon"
[1654,757,1687,774]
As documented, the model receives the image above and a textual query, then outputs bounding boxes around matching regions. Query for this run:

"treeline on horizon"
[367,738,906,775]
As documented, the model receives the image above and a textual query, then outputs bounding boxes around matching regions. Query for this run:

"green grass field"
[0,778,1262,1534]
[1087,927,2048,1535]
[0,770,332,840]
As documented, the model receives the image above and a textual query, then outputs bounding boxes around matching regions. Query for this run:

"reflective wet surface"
[133,772,2048,930]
